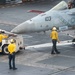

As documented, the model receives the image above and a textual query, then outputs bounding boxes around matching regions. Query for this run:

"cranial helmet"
[52,27,57,31]
[10,39,14,43]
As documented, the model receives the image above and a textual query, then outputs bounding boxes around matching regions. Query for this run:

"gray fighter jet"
[11,1,70,33]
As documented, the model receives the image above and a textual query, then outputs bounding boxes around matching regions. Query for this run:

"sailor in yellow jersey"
[0,31,8,46]
[50,27,60,54]
[8,39,17,70]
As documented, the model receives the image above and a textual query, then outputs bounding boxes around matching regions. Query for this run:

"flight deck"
[0,44,75,75]
[0,0,75,75]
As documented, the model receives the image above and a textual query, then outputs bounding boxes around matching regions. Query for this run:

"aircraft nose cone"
[11,25,22,34]
[11,21,35,34]
[11,27,18,34]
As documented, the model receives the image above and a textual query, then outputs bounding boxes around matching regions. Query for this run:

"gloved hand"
[12,52,15,55]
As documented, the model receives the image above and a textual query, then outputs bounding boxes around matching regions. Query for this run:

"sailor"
[68,1,73,9]
[0,31,8,46]
[50,27,60,54]
[8,39,17,70]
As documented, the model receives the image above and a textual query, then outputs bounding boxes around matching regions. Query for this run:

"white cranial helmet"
[10,39,14,43]
[52,27,57,31]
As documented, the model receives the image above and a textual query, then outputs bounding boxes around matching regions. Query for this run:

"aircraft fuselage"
[11,8,75,33]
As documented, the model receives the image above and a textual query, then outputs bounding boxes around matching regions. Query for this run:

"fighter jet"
[11,1,69,34]
[10,1,75,36]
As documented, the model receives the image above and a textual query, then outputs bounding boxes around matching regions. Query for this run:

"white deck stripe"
[26,40,73,49]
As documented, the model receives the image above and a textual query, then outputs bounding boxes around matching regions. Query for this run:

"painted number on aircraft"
[45,16,51,21]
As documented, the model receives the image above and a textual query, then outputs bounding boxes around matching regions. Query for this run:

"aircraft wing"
[27,1,68,14]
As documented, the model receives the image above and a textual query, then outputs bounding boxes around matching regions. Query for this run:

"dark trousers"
[0,42,2,46]
[9,54,16,69]
[51,39,59,53]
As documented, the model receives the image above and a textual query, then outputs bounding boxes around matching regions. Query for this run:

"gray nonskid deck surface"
[0,62,56,75]
[0,45,75,75]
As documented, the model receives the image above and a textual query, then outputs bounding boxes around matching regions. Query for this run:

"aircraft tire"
[2,44,9,54]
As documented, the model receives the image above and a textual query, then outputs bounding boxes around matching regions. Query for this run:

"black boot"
[13,68,17,70]
[56,51,60,54]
